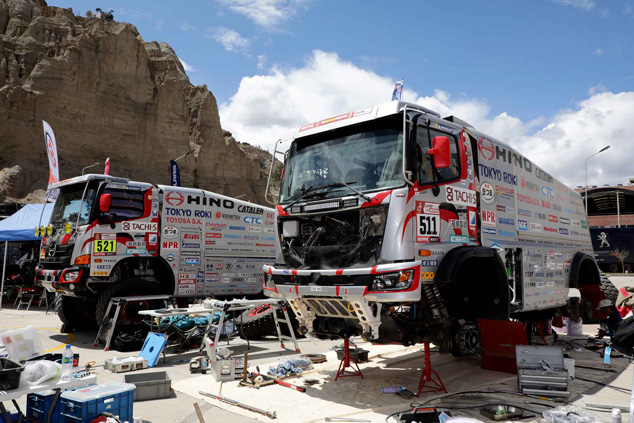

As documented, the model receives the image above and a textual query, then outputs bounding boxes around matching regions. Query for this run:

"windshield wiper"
[282,181,371,211]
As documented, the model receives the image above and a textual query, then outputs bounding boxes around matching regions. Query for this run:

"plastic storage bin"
[27,390,62,423]
[124,371,171,401]
[60,382,135,423]
[0,410,19,423]
[0,326,44,362]
[0,358,24,390]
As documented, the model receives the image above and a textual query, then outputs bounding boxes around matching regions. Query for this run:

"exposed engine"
[279,205,387,269]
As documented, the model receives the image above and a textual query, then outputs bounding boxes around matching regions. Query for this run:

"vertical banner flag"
[170,160,181,186]
[104,157,110,175]
[391,79,403,101]
[42,121,59,202]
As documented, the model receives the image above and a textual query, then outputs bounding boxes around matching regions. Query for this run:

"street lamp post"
[584,145,610,219]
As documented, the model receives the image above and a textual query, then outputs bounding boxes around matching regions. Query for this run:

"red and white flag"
[42,121,59,202]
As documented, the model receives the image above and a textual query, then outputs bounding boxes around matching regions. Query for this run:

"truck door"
[92,184,157,277]
[413,121,476,247]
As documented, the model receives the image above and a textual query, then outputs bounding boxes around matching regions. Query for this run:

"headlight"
[64,222,72,234]
[35,226,40,237]
[63,270,80,282]
[40,226,46,237]
[46,224,53,237]
[371,270,414,291]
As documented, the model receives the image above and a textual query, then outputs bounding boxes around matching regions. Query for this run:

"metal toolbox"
[515,345,569,397]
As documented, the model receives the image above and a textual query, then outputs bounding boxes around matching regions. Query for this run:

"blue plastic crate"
[27,391,61,423]
[59,382,134,423]
[0,410,19,423]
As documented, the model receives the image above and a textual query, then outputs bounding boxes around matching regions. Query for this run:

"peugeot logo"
[48,243,56,257]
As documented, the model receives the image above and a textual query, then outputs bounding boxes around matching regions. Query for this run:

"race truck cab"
[263,101,603,355]
[35,174,278,331]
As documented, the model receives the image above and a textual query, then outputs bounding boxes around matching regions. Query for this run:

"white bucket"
[567,319,583,336]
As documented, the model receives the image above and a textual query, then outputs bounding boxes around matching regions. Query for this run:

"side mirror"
[429,136,451,169]
[99,193,112,213]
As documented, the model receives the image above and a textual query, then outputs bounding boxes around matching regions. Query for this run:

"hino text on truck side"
[34,175,277,331]
[262,100,605,356]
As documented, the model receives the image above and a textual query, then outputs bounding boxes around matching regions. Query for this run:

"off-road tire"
[237,303,302,339]
[237,304,277,339]
[95,278,162,326]
[599,271,619,303]
[56,295,97,332]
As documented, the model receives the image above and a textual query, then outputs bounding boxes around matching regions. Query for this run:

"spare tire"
[599,271,619,303]
[237,304,276,339]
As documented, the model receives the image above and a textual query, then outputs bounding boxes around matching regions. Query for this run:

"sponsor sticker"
[162,241,179,250]
[448,220,468,229]
[482,210,496,227]
[450,235,470,243]
[518,220,528,231]
[446,186,477,208]
[481,183,494,204]
[122,221,158,232]
[147,233,158,245]
[162,226,179,239]
[126,248,147,254]
[421,260,438,267]
[482,228,496,235]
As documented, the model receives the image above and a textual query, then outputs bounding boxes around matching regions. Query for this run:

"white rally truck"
[35,174,277,331]
[263,101,604,355]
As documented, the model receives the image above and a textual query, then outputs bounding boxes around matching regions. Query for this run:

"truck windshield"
[280,127,403,203]
[50,183,97,226]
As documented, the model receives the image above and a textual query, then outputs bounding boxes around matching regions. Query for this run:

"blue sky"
[58,0,634,186]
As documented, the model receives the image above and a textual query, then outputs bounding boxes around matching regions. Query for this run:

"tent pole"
[0,241,7,310]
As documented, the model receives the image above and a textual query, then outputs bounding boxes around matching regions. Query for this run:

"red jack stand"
[335,337,364,381]
[417,342,447,397]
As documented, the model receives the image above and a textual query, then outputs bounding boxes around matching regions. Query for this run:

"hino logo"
[187,195,235,209]
[48,243,56,257]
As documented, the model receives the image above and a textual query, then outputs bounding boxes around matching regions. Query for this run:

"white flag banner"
[43,120,59,202]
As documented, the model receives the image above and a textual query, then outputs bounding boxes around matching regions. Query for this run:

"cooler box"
[59,382,135,423]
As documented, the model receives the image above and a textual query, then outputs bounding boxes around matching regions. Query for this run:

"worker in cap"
[596,299,623,339]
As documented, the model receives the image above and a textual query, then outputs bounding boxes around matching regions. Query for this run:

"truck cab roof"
[280,101,446,144]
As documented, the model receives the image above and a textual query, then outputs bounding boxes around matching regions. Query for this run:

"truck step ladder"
[93,295,172,351]
[205,299,301,359]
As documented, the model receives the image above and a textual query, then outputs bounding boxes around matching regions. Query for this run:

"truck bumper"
[261,261,422,339]
[262,261,422,302]
[35,266,86,293]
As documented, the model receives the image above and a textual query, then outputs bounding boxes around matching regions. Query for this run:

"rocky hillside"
[0,0,276,205]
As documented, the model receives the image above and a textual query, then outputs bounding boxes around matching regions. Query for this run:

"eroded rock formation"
[0,0,274,205]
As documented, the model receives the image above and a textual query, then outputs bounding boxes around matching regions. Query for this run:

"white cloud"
[219,50,634,187]
[257,54,267,70]
[216,0,311,31]
[180,23,195,31]
[588,83,607,95]
[179,59,198,73]
[625,5,633,15]
[594,48,604,55]
[206,27,251,53]
[554,0,595,10]
[155,19,164,30]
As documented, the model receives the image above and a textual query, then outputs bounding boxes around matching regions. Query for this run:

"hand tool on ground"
[198,391,277,419]
[252,372,306,392]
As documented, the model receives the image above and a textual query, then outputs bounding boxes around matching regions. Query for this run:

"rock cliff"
[0,0,275,205]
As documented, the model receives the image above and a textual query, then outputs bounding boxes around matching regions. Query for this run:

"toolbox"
[515,345,569,397]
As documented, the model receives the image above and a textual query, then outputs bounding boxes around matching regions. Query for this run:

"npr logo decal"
[482,210,496,227]
[162,241,179,250]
